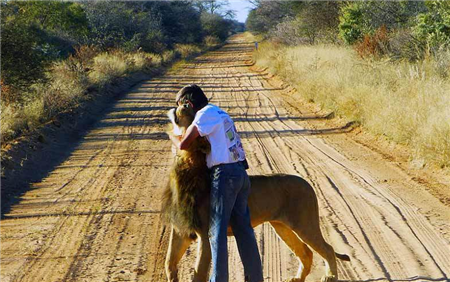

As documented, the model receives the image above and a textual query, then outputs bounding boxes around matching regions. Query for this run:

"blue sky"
[228,0,253,23]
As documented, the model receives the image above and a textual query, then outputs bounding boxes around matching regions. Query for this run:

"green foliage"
[1,0,238,143]
[7,1,88,57]
[414,0,450,52]
[1,6,47,95]
[159,1,203,45]
[13,1,88,36]
[1,1,89,99]
[339,3,365,45]
[1,0,235,106]
[200,12,231,41]
[339,1,427,45]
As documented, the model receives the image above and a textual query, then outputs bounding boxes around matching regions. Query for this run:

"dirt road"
[2,34,450,282]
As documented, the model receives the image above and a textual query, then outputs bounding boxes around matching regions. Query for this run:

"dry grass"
[174,44,202,59]
[204,36,221,48]
[89,51,130,87]
[1,100,44,141]
[254,42,450,167]
[1,48,165,143]
[1,41,211,144]
[127,52,162,72]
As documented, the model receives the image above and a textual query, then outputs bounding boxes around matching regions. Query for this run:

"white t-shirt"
[193,104,246,168]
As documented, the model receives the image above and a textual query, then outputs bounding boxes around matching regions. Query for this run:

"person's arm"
[179,124,200,150]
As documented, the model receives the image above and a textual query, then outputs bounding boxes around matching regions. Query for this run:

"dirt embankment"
[1,34,449,282]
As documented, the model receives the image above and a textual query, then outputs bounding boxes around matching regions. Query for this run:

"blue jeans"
[209,162,263,282]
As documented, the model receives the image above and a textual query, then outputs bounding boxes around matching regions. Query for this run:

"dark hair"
[176,84,208,111]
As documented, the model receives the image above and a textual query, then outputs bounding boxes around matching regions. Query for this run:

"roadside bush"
[41,57,89,117]
[339,3,365,45]
[0,19,47,97]
[414,1,450,54]
[89,52,130,87]
[339,1,426,45]
[269,17,308,46]
[246,1,298,35]
[74,45,99,69]
[174,44,202,59]
[127,52,162,72]
[200,12,231,41]
[294,1,340,44]
[162,50,179,64]
[1,1,89,98]
[355,26,389,58]
[1,98,46,142]
[204,36,221,48]
[1,45,185,143]
[388,29,426,61]
[269,13,340,46]
[82,2,164,52]
[1,104,26,142]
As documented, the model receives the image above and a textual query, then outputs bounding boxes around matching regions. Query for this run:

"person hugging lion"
[169,84,263,282]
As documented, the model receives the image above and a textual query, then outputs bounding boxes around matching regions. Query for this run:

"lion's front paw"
[321,275,337,282]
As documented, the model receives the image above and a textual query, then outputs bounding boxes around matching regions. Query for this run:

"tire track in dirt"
[1,82,174,282]
[171,34,450,282]
[2,34,450,282]
[235,67,450,280]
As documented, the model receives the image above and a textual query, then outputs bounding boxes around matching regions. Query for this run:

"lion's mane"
[161,137,210,236]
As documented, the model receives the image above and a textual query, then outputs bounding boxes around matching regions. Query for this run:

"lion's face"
[167,104,195,135]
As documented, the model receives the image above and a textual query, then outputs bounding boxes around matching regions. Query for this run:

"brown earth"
[1,34,450,282]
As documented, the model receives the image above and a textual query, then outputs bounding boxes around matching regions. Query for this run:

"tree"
[193,0,235,19]
[82,1,165,52]
[158,1,203,45]
[245,1,300,34]
[296,1,340,44]
[1,1,88,96]
[200,12,232,41]
[1,12,46,94]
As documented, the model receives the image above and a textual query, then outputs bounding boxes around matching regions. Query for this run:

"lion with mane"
[163,104,351,282]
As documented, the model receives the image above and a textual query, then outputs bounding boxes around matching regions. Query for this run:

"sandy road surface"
[2,34,450,282]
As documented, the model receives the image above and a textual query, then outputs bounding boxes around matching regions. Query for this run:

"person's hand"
[169,134,182,148]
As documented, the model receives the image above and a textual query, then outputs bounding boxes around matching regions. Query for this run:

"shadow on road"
[345,276,449,282]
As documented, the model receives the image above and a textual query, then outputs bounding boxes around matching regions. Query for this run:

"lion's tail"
[335,252,351,261]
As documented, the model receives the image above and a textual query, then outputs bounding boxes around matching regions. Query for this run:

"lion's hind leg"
[289,222,338,282]
[270,222,313,282]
